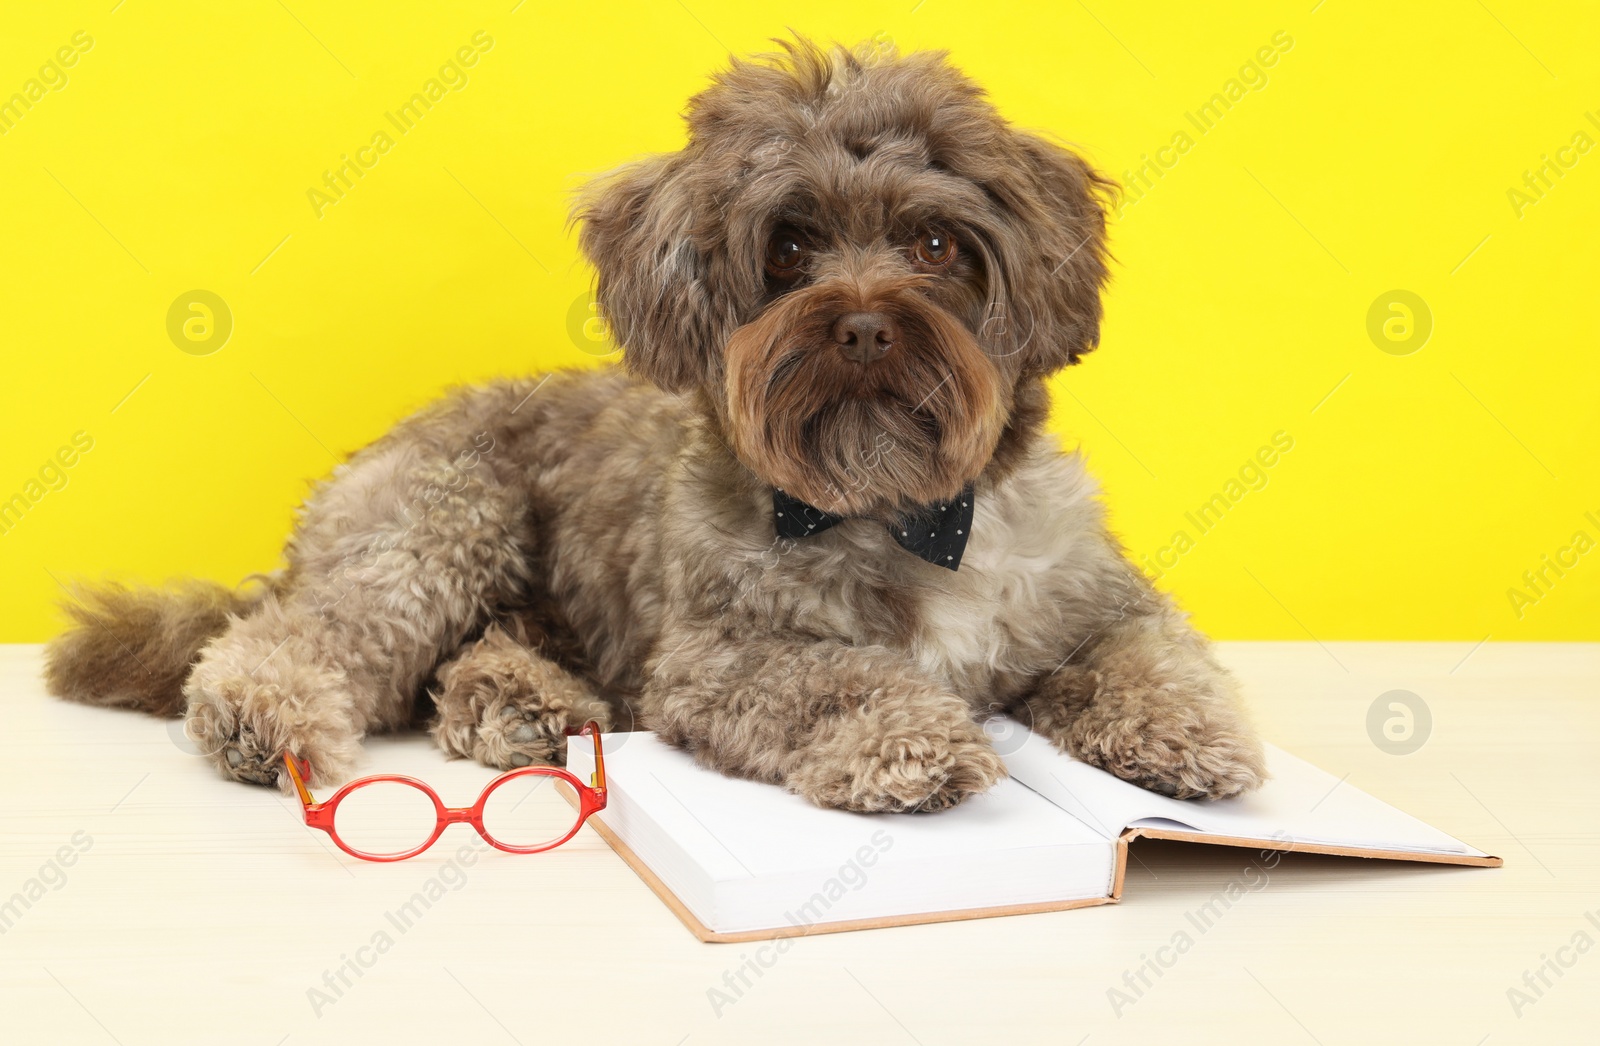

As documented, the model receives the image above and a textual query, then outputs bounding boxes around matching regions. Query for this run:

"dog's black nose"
[832,312,898,364]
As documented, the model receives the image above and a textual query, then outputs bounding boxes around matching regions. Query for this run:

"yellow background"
[1,1,1595,642]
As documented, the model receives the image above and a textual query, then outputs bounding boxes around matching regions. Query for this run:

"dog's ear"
[574,157,720,392]
[981,132,1114,375]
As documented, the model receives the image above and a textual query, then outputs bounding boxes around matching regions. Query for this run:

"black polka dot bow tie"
[771,484,976,571]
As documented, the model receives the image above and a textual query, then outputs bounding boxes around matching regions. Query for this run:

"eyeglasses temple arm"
[281,752,315,808]
[584,722,606,792]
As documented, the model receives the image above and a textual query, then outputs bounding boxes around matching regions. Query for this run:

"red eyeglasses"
[281,722,607,862]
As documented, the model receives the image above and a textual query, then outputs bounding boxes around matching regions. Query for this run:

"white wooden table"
[2,642,1596,1045]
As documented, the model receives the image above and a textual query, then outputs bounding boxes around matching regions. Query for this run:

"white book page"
[573,733,1108,880]
[997,721,1486,857]
[571,734,1117,932]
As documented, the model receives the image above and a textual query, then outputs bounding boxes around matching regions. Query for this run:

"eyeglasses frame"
[280,721,607,862]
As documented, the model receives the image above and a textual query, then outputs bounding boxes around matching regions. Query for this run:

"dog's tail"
[43,577,276,717]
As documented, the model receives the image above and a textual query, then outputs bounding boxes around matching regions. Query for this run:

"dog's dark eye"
[911,230,957,270]
[765,228,807,281]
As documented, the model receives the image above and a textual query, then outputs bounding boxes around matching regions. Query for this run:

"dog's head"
[577,38,1111,516]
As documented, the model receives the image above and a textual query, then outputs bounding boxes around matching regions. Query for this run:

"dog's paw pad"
[213,743,281,786]
[201,720,290,786]
[474,707,566,770]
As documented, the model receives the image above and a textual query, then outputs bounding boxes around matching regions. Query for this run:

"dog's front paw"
[1063,682,1266,800]
[789,714,1005,813]
[428,628,613,770]
[461,697,612,771]
[184,646,361,790]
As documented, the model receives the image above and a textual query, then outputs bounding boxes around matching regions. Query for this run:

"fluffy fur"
[44,38,1266,810]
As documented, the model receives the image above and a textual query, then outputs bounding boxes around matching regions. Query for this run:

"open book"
[565,723,1499,942]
